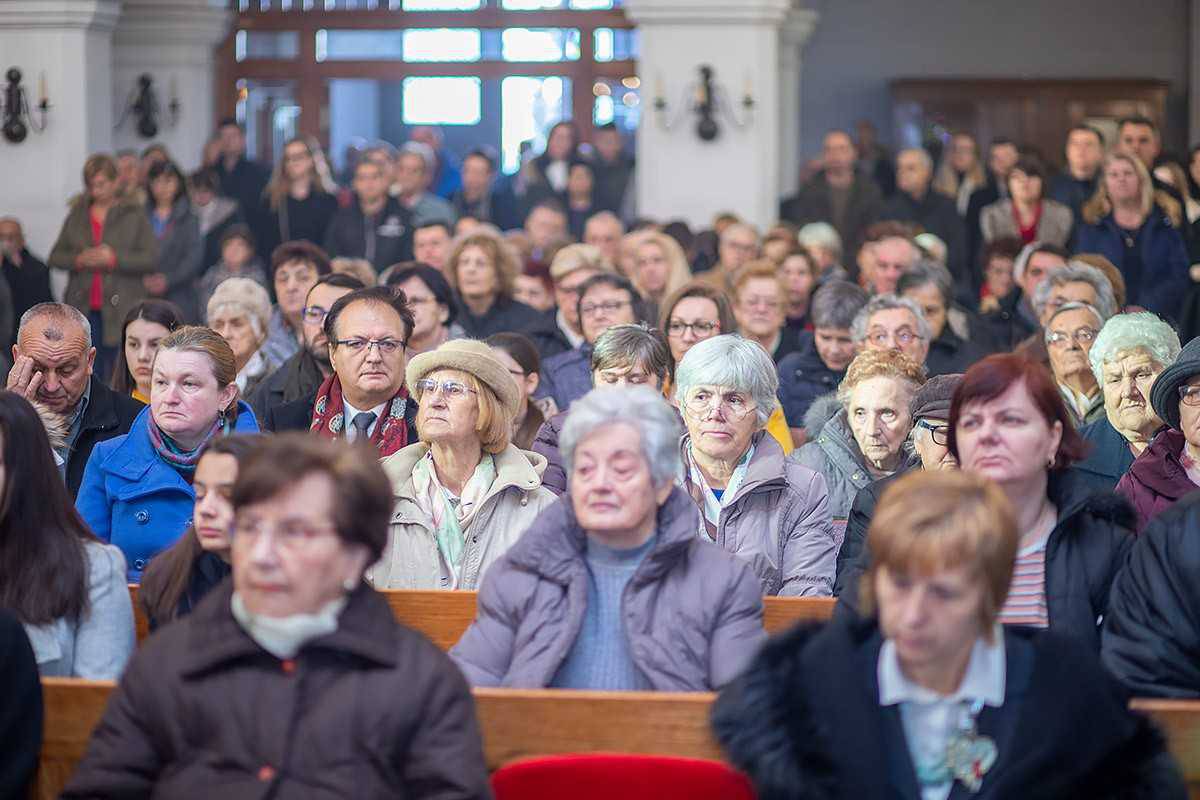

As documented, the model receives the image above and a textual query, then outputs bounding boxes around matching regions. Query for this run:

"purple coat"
[1115,428,1199,534]
[449,487,765,690]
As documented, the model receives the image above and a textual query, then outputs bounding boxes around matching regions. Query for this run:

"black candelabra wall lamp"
[116,74,181,139]
[652,64,755,142]
[2,68,50,144]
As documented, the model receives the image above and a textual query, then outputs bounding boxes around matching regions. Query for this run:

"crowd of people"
[2,111,1200,797]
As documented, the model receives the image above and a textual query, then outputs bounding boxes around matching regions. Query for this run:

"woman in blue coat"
[76,326,258,581]
[1075,152,1189,320]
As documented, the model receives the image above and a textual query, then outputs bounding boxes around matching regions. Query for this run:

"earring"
[1047,455,1056,469]
[217,407,228,428]
[342,577,358,592]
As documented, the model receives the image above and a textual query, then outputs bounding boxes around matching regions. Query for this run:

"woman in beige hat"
[367,338,557,590]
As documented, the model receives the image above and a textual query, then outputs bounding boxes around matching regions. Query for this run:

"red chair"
[490,754,756,800]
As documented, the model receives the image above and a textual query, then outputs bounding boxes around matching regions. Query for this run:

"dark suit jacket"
[263,389,420,447]
[67,377,144,498]
[779,172,883,255]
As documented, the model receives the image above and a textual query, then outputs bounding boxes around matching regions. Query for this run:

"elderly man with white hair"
[450,386,764,690]
[850,293,932,368]
[674,335,837,596]
[205,277,278,397]
[1075,312,1181,490]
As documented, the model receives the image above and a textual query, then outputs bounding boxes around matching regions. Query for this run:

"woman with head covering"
[368,339,556,590]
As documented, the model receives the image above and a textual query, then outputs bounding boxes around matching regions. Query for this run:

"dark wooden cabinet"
[890,78,1169,168]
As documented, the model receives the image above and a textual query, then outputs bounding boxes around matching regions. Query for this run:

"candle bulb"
[38,71,47,104]
[654,75,664,102]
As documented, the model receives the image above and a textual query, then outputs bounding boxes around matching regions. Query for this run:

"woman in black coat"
[0,609,41,798]
[713,470,1183,800]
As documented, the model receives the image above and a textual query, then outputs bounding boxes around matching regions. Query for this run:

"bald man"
[880,148,968,289]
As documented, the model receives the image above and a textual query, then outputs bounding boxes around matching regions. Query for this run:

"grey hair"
[810,280,868,329]
[1044,302,1105,342]
[560,386,682,488]
[896,258,953,305]
[399,141,435,173]
[898,147,934,173]
[797,222,843,261]
[1088,311,1182,383]
[1031,261,1117,321]
[17,302,92,348]
[850,293,932,344]
[673,334,779,427]
[590,323,671,382]
[720,222,760,245]
[206,277,272,341]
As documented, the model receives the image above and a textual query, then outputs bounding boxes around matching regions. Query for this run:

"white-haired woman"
[451,386,764,690]
[1076,312,1181,489]
[797,221,845,280]
[675,335,837,596]
[206,277,279,397]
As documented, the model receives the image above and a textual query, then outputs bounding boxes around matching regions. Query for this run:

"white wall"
[795,0,1191,160]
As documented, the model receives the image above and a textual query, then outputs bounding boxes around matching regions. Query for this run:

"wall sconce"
[116,74,180,139]
[1,68,50,144]
[652,64,754,141]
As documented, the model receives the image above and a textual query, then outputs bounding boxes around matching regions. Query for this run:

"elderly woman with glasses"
[714,470,1185,800]
[1075,313,1181,490]
[675,335,837,596]
[369,339,556,590]
[206,277,281,398]
[1117,336,1200,533]
[1044,302,1107,428]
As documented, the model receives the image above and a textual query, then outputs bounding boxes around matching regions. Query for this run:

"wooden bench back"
[128,585,836,649]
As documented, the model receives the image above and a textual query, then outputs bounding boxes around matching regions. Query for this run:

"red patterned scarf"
[309,373,411,457]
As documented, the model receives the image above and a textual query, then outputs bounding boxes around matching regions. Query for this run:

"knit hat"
[405,339,521,420]
[909,373,963,422]
[1150,335,1200,431]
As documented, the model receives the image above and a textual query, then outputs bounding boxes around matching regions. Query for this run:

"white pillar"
[778,7,818,199]
[624,0,796,231]
[112,0,230,171]
[0,0,122,256]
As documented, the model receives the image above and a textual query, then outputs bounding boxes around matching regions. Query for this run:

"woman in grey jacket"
[451,386,764,690]
[674,335,836,596]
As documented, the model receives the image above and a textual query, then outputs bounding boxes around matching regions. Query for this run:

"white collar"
[879,626,1006,708]
[344,398,388,421]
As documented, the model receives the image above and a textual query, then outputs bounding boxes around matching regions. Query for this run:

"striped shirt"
[998,537,1050,628]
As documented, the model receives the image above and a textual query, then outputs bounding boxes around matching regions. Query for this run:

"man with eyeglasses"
[1045,302,1106,428]
[248,273,364,423]
[850,293,932,368]
[538,273,641,412]
[264,287,419,457]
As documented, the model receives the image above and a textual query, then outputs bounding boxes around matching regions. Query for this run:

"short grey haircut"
[673,334,779,427]
[399,141,435,173]
[1044,302,1105,342]
[1031,261,1117,321]
[17,302,92,349]
[797,222,843,261]
[897,146,933,173]
[850,293,932,345]
[207,277,271,341]
[1088,312,1182,383]
[590,323,671,382]
[896,258,953,305]
[810,280,868,330]
[560,386,682,488]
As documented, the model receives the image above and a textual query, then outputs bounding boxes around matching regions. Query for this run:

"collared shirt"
[879,627,1006,800]
[555,309,585,350]
[60,379,93,461]
[343,399,387,442]
[1058,383,1102,426]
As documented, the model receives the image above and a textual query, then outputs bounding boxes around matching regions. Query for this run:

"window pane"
[570,0,613,7]
[501,28,580,62]
[501,76,571,173]
[593,27,637,62]
[316,29,403,61]
[403,28,481,61]
[235,31,299,62]
[403,77,482,125]
[235,79,298,163]
[500,0,561,8]
[401,0,480,8]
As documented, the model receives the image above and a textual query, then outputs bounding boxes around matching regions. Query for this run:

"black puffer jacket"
[712,616,1185,800]
[1102,491,1200,698]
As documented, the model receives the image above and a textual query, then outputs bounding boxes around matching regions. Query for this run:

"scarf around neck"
[148,413,229,477]
[678,436,755,542]
[412,450,497,586]
[231,592,346,660]
[310,372,409,457]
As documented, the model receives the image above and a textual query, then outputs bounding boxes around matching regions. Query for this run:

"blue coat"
[1074,210,1189,319]
[536,344,593,413]
[75,402,259,582]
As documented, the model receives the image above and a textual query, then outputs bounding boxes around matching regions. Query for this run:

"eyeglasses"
[683,389,757,421]
[416,378,478,400]
[1179,385,1200,407]
[232,518,338,551]
[1045,328,1097,348]
[666,320,720,338]
[301,306,330,324]
[333,338,406,356]
[579,299,632,317]
[867,328,922,348]
[916,418,950,446]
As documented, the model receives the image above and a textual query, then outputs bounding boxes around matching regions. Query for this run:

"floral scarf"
[411,450,497,587]
[310,372,410,457]
[148,414,229,477]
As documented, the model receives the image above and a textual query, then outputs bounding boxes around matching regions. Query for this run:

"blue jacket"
[536,344,593,413]
[777,333,844,429]
[75,401,259,582]
[1074,210,1189,320]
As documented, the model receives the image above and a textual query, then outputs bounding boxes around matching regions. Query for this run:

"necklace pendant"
[945,731,997,793]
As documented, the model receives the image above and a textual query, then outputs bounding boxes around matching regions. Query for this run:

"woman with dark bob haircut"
[947,353,1134,650]
[109,298,184,403]
[64,433,491,799]
[714,470,1185,800]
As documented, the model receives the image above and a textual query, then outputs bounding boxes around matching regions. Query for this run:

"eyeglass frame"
[666,319,721,338]
[231,517,340,552]
[1044,327,1098,348]
[301,305,332,324]
[331,337,407,356]
[1178,384,1200,407]
[415,377,479,400]
[866,326,923,348]
[682,388,758,422]
[579,298,633,317]
[915,418,950,446]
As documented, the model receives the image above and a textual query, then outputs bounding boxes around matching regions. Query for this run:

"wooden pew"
[34,679,1200,799]
[128,586,837,649]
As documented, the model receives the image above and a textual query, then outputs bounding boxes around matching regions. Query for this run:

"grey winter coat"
[682,432,837,597]
[152,198,204,323]
[449,487,765,690]
[369,442,557,590]
[980,197,1074,249]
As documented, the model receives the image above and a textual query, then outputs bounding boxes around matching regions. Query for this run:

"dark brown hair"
[270,239,332,281]
[110,299,185,396]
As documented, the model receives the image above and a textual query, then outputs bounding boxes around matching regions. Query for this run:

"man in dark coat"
[0,610,41,799]
[880,148,968,287]
[779,130,882,253]
[324,159,415,273]
[7,303,142,497]
[1048,124,1104,225]
[0,217,53,345]
[1102,491,1200,698]
[213,119,271,245]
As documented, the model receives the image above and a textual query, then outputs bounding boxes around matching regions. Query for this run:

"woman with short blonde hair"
[629,231,692,317]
